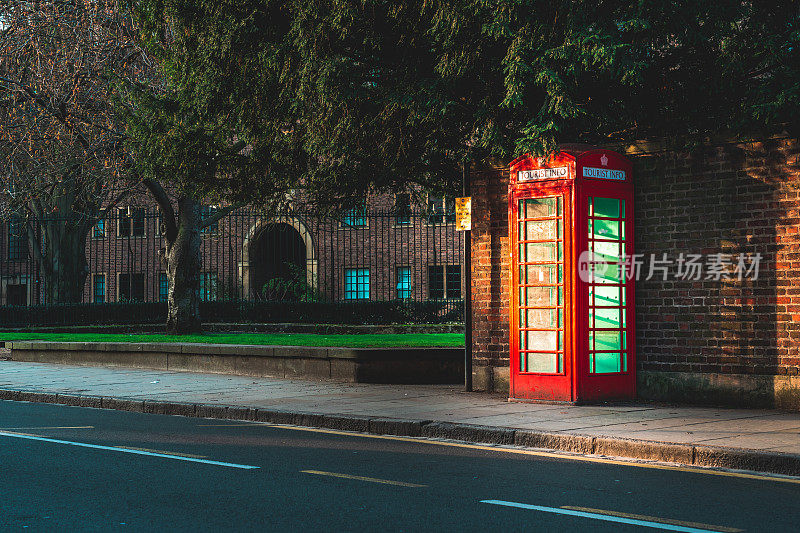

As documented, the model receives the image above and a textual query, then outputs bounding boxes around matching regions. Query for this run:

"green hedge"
[0,299,463,328]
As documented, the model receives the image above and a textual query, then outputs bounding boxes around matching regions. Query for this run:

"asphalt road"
[1,400,799,532]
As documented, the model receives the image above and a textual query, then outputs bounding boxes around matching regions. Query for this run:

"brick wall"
[470,138,800,408]
[470,162,512,392]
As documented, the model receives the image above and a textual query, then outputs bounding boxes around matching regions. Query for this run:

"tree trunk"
[32,218,91,304]
[165,198,203,334]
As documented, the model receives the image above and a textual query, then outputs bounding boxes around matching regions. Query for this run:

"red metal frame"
[509,147,635,402]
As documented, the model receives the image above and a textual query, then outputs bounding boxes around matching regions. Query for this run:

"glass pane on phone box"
[593,218,620,240]
[522,308,558,328]
[593,197,620,219]
[594,352,621,373]
[594,331,622,351]
[595,285,621,306]
[521,242,557,262]
[521,264,560,285]
[595,307,622,328]
[522,198,557,218]
[523,330,559,351]
[592,263,621,283]
[526,352,558,373]
[522,286,558,307]
[525,219,558,240]
[593,241,620,263]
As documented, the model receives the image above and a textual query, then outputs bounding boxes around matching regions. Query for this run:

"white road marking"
[0,430,259,470]
[0,426,94,430]
[480,500,730,533]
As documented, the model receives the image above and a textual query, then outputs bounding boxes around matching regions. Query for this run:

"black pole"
[463,160,473,392]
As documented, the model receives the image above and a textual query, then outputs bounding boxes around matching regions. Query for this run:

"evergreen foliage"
[125,0,800,203]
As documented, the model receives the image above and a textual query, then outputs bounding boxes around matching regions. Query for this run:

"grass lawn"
[0,332,465,348]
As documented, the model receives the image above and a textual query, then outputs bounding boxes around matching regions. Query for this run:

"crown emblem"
[600,153,608,166]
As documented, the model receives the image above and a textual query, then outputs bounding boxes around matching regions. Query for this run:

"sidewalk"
[3,359,800,476]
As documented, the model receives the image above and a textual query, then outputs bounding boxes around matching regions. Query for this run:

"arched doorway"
[248,222,314,300]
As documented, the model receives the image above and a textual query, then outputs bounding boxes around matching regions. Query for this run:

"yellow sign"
[455,197,471,231]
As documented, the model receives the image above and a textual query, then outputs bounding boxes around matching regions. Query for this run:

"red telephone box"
[509,145,635,402]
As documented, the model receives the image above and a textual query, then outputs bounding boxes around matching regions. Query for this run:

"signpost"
[455,197,472,231]
[460,165,472,392]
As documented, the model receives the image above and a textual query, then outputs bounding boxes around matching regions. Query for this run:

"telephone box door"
[576,183,636,401]
[510,184,574,401]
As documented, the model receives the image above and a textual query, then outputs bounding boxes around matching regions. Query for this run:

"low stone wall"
[6,341,464,384]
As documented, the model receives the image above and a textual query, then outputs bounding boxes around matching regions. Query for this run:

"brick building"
[469,137,800,409]
[0,192,464,309]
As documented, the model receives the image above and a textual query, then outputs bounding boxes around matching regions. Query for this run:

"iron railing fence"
[0,208,465,327]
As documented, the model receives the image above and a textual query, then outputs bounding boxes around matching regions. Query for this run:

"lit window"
[396,267,411,299]
[92,219,106,239]
[344,268,369,300]
[341,205,367,228]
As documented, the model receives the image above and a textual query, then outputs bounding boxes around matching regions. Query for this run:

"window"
[92,218,106,239]
[6,284,27,306]
[396,267,411,299]
[200,272,218,301]
[428,265,461,299]
[118,273,145,302]
[426,194,456,224]
[7,215,28,261]
[159,273,169,302]
[200,205,219,234]
[344,268,369,300]
[341,205,367,228]
[92,274,106,303]
[117,207,145,237]
[394,193,412,225]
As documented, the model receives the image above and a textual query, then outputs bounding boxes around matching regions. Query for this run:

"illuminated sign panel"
[518,166,569,181]
[583,167,626,181]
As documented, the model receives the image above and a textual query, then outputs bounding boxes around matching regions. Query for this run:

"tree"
[0,1,243,333]
[122,0,306,332]
[129,0,800,205]
[289,0,799,176]
[0,0,145,303]
[125,0,798,332]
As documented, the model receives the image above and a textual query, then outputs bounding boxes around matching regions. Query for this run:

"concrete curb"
[3,388,800,477]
